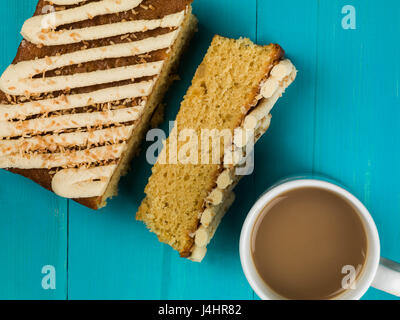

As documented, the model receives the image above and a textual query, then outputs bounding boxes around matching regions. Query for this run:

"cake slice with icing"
[0,0,196,209]
[137,36,297,262]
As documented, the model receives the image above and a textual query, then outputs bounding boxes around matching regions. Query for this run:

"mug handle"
[372,257,400,297]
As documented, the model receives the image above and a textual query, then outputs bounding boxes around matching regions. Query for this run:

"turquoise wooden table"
[0,0,399,300]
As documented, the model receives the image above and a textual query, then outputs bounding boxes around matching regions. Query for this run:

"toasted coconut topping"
[0,0,190,198]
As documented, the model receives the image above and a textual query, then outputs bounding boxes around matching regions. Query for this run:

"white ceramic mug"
[239,178,400,300]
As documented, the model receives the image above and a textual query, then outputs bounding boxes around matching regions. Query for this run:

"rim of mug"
[239,178,381,300]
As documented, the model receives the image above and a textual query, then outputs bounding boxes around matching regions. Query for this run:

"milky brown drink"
[251,187,368,300]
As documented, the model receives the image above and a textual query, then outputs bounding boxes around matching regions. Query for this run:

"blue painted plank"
[68,0,257,300]
[0,1,68,300]
[313,0,400,300]
[255,0,318,188]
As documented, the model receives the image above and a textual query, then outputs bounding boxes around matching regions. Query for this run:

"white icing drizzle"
[0,0,189,200]
[52,165,118,199]
[8,61,163,96]
[0,80,154,121]
[26,11,185,46]
[0,125,134,156]
[22,0,144,44]
[0,104,144,138]
[0,31,179,95]
[0,143,125,169]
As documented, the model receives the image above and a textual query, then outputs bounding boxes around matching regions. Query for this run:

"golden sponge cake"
[137,36,297,261]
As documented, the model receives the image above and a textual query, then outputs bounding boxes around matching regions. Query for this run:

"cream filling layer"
[22,0,144,44]
[189,59,297,262]
[189,192,236,262]
[0,30,179,95]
